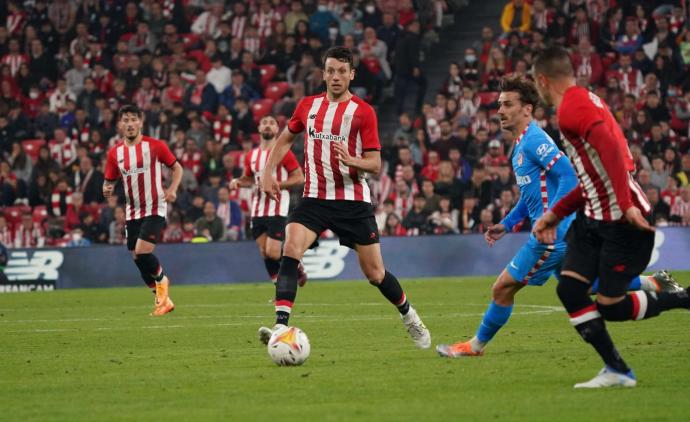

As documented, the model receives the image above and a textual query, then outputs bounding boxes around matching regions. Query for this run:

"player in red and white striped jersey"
[533,47,690,388]
[257,47,430,350]
[229,115,305,285]
[103,105,183,316]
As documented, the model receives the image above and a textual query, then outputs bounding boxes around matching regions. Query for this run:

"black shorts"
[287,198,379,250]
[561,212,654,297]
[251,216,287,241]
[125,216,167,251]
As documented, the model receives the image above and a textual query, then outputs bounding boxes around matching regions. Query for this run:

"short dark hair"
[259,114,278,124]
[533,46,574,78]
[322,46,354,70]
[499,74,540,109]
[117,104,143,120]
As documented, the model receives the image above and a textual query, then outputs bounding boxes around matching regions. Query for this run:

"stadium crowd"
[0,0,689,249]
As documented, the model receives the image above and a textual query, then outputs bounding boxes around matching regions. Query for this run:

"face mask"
[73,232,82,241]
[318,5,327,11]
[329,27,338,37]
[344,13,352,20]
[366,5,375,13]
[465,55,476,63]
[30,91,39,99]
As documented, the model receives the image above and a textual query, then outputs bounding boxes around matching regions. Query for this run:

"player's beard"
[261,131,274,141]
[125,128,140,141]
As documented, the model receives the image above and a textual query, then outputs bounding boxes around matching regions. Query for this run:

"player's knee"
[282,242,305,260]
[596,299,629,321]
[134,243,154,255]
[556,275,590,304]
[365,267,385,284]
[266,248,281,261]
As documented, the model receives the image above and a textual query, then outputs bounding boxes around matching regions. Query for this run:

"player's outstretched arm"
[333,144,381,174]
[262,128,297,200]
[164,162,183,203]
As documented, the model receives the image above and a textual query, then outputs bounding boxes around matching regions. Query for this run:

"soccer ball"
[267,326,311,366]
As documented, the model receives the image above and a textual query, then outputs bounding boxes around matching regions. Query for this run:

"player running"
[532,47,689,388]
[437,75,681,359]
[257,46,431,349]
[103,104,183,316]
[229,115,308,287]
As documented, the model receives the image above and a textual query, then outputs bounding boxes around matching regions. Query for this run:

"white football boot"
[574,367,637,388]
[401,307,431,349]
[258,324,286,345]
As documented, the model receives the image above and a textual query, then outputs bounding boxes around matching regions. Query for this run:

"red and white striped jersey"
[0,226,13,247]
[105,136,177,221]
[252,9,281,39]
[288,93,381,203]
[13,225,45,248]
[181,150,202,180]
[243,146,300,217]
[213,116,233,145]
[231,16,247,38]
[556,86,651,221]
[50,137,77,167]
[1,53,27,77]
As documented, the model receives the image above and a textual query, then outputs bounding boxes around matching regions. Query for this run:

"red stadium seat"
[478,91,500,107]
[251,98,275,124]
[264,82,290,101]
[22,139,46,162]
[259,64,277,86]
[119,33,134,42]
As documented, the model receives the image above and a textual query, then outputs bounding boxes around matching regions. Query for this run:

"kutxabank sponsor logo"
[308,127,347,143]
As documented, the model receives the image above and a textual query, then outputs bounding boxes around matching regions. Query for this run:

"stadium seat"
[478,92,500,107]
[181,33,202,50]
[22,139,46,162]
[264,82,290,101]
[119,33,134,42]
[251,98,275,124]
[259,64,277,86]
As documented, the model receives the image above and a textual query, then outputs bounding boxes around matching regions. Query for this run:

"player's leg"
[133,217,173,316]
[590,270,683,295]
[553,216,635,387]
[355,242,431,349]
[593,226,689,326]
[268,216,307,287]
[437,242,563,357]
[126,219,156,294]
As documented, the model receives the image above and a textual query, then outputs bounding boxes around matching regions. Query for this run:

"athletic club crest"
[516,152,523,167]
[343,114,352,126]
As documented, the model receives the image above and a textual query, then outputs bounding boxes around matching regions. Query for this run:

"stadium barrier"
[2,228,689,292]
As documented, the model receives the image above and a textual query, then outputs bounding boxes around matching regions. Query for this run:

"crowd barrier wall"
[2,228,688,292]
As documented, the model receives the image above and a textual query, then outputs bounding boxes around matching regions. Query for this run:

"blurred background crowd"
[0,0,688,248]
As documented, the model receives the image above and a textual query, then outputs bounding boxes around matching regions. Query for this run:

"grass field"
[1,274,689,421]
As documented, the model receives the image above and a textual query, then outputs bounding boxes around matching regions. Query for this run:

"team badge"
[343,114,352,126]
[516,152,523,167]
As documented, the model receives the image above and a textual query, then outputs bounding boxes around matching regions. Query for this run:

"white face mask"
[30,91,39,99]
[366,5,375,13]
[318,5,328,11]
[73,232,82,241]
[329,27,338,37]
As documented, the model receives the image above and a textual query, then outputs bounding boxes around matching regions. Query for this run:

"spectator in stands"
[650,156,671,190]
[207,55,232,94]
[643,91,671,123]
[0,215,12,247]
[185,69,218,114]
[433,119,463,160]
[108,206,126,245]
[421,151,441,182]
[474,207,495,233]
[195,200,226,242]
[500,0,531,35]
[483,47,510,91]
[671,186,690,225]
[79,211,105,243]
[382,212,406,236]
[646,186,671,225]
[216,186,243,241]
[571,36,603,87]
[9,143,32,183]
[14,212,44,248]
[459,196,478,233]
[73,156,104,204]
[448,147,472,183]
[394,20,426,115]
[402,193,430,236]
[421,179,441,213]
[615,17,643,55]
[644,124,670,158]
[430,196,460,234]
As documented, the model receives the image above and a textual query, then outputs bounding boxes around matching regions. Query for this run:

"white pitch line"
[4,308,562,334]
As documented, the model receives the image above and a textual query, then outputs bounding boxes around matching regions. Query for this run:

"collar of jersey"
[514,121,533,145]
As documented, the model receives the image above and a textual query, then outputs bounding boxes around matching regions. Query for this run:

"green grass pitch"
[1,274,689,421]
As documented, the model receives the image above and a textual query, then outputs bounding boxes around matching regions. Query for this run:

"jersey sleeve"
[522,132,562,171]
[104,148,121,181]
[280,150,300,173]
[154,140,177,168]
[287,98,308,134]
[243,152,253,177]
[360,105,381,151]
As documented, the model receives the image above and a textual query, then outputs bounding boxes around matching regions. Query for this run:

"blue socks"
[476,301,513,344]
[591,276,642,294]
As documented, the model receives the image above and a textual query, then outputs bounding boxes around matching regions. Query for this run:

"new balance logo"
[302,240,349,279]
[4,251,63,281]
[308,127,346,142]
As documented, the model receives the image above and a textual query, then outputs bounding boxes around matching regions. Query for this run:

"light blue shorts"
[506,241,566,286]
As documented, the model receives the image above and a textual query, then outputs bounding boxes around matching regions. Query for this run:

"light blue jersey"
[501,121,578,285]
